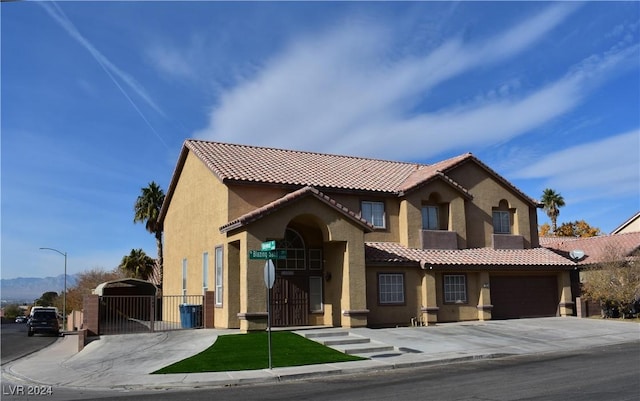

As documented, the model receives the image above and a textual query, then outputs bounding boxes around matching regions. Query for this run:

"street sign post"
[264,259,275,369]
[249,245,284,370]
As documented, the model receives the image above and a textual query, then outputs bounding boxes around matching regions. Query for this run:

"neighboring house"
[540,232,640,314]
[159,140,577,332]
[610,211,640,234]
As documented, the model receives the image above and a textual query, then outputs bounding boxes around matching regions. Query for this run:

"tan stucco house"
[159,140,577,332]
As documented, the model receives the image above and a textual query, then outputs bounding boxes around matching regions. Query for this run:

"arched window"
[276,229,306,270]
[492,199,512,234]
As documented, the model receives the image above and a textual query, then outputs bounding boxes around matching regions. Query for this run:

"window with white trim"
[362,201,386,229]
[378,273,405,304]
[215,246,223,306]
[309,276,323,312]
[492,210,510,234]
[421,205,439,230]
[443,274,467,303]
[202,252,209,293]
[276,229,306,270]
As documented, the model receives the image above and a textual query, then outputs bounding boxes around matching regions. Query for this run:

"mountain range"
[1,274,78,303]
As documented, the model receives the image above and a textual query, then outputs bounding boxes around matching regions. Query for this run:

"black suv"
[27,310,60,337]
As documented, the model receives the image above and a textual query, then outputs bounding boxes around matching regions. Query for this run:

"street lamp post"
[39,247,67,332]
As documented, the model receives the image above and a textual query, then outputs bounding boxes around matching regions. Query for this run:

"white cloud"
[512,130,640,198]
[195,4,580,155]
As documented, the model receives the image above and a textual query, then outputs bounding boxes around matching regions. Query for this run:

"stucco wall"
[435,271,482,322]
[446,162,536,248]
[365,266,422,327]
[399,180,468,249]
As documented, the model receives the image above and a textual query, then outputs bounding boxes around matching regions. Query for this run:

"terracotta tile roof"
[186,140,419,193]
[365,242,575,267]
[540,232,640,265]
[220,186,373,233]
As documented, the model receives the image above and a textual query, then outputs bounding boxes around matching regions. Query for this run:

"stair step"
[335,343,395,355]
[322,337,370,346]
[303,331,349,339]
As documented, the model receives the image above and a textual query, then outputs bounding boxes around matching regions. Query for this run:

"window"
[309,276,323,312]
[444,274,467,303]
[182,258,187,302]
[493,211,510,234]
[378,273,405,304]
[422,206,439,230]
[362,201,386,228]
[309,249,322,270]
[276,229,306,270]
[215,246,223,306]
[202,252,209,293]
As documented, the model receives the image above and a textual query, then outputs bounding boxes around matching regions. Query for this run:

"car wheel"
[27,330,34,337]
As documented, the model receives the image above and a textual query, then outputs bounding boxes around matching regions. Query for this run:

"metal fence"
[99,295,204,335]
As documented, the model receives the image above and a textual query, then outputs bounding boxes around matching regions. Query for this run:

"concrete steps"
[298,329,396,356]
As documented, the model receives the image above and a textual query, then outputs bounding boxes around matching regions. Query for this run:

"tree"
[34,291,59,307]
[580,245,640,318]
[539,223,552,237]
[555,220,601,237]
[134,181,165,283]
[3,304,23,319]
[119,248,156,280]
[64,268,124,313]
[540,188,565,234]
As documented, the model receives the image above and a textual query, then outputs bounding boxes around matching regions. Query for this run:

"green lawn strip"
[153,331,364,374]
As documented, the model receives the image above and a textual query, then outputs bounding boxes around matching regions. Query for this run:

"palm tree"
[134,181,165,283]
[540,188,565,234]
[119,249,156,280]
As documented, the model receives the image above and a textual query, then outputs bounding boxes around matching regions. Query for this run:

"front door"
[271,275,309,327]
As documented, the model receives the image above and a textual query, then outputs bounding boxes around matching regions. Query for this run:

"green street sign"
[249,250,287,260]
[261,240,276,251]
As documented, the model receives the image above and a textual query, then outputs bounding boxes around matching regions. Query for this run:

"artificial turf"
[153,331,364,373]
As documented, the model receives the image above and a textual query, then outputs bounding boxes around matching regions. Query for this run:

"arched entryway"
[271,224,324,327]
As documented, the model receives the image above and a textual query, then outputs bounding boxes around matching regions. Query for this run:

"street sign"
[249,250,287,260]
[264,260,275,289]
[261,240,276,251]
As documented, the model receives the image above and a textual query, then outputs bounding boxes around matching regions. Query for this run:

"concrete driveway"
[3,317,639,391]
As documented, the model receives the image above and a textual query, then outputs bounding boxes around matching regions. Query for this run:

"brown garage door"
[490,276,558,319]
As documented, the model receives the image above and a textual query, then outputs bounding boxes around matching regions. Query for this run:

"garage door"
[490,276,558,319]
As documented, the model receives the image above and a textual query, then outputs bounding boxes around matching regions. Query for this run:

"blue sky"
[2,1,639,280]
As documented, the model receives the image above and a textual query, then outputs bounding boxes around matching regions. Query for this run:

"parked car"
[15,316,27,323]
[27,310,60,337]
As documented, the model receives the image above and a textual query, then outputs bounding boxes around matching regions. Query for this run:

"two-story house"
[159,140,575,332]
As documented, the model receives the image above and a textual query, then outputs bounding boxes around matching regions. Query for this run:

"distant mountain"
[1,274,78,303]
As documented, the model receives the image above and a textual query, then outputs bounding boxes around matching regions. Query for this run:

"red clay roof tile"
[365,242,575,267]
[540,232,640,265]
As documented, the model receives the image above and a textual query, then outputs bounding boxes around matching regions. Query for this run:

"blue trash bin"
[179,304,193,328]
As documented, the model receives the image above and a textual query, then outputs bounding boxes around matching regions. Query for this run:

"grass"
[152,331,364,374]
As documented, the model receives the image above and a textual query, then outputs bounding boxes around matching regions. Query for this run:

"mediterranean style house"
[159,140,578,332]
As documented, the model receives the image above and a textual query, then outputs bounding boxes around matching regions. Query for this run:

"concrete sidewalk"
[3,317,639,391]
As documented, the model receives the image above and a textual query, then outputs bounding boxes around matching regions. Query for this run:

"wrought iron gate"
[99,295,204,334]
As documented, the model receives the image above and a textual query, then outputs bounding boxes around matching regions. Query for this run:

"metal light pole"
[40,247,67,332]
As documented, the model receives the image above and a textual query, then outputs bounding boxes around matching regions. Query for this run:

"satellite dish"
[569,249,585,260]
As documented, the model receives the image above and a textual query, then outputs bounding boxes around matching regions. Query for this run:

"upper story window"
[421,205,439,230]
[493,199,513,234]
[361,201,385,229]
[493,211,511,234]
